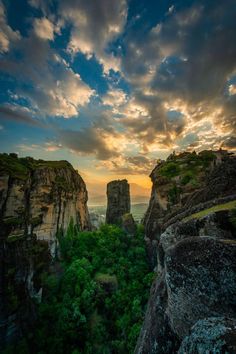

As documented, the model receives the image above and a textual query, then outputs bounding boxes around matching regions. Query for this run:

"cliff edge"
[0,153,91,347]
[135,150,236,353]
[144,149,236,266]
[0,153,91,255]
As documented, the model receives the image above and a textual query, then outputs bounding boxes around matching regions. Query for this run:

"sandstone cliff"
[135,150,236,353]
[0,153,91,347]
[0,153,91,255]
[106,179,130,224]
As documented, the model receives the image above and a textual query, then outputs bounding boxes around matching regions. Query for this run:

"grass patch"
[7,233,26,243]
[184,200,236,221]
[95,273,118,286]
[220,239,236,245]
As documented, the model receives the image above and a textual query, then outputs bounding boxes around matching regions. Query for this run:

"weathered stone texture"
[121,213,137,236]
[106,179,130,224]
[136,209,236,353]
[178,317,236,354]
[0,162,91,255]
[0,156,91,348]
[165,236,236,339]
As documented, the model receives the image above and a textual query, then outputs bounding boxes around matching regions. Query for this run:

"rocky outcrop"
[106,179,130,224]
[135,209,236,353]
[178,317,236,354]
[121,213,137,236]
[135,273,180,354]
[0,153,91,348]
[165,236,236,339]
[143,150,236,267]
[0,154,91,255]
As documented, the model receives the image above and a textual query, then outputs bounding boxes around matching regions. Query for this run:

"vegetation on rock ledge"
[184,200,236,221]
[0,153,74,180]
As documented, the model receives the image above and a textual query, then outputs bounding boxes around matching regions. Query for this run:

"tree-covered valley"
[2,222,153,354]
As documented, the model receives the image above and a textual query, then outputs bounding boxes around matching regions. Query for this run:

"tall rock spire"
[106,179,130,225]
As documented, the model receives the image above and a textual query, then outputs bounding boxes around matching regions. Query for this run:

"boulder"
[136,209,236,353]
[165,237,236,339]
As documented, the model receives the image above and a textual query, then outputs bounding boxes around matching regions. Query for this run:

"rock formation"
[106,179,130,224]
[135,210,236,353]
[121,213,137,236]
[135,149,236,353]
[143,150,236,267]
[0,153,91,255]
[0,153,91,348]
[178,317,236,354]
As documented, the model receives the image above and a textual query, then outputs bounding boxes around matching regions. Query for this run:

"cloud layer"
[0,0,235,176]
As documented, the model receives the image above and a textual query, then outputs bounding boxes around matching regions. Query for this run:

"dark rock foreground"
[135,150,236,354]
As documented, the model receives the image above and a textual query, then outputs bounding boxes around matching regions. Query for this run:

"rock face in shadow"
[0,154,91,348]
[121,213,137,236]
[106,179,130,224]
[178,317,236,354]
[135,209,236,353]
[165,236,236,339]
[135,273,180,354]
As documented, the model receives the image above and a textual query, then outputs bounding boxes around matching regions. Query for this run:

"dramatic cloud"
[17,141,62,152]
[33,17,55,40]
[0,104,45,127]
[222,136,236,150]
[59,0,127,73]
[98,154,157,175]
[58,127,122,160]
[119,0,236,150]
[229,84,236,96]
[0,1,20,52]
[102,89,128,112]
[0,32,94,117]
[0,0,235,179]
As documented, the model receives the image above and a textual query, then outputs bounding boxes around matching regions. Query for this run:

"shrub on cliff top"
[0,153,74,180]
[159,161,181,178]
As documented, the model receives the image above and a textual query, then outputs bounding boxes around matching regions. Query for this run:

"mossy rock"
[159,162,181,178]
[55,175,72,191]
[30,216,43,226]
[7,233,26,243]
[3,216,24,226]
[229,208,236,228]
[184,200,236,221]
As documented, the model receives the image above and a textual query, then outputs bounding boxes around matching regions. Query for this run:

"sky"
[0,0,236,204]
